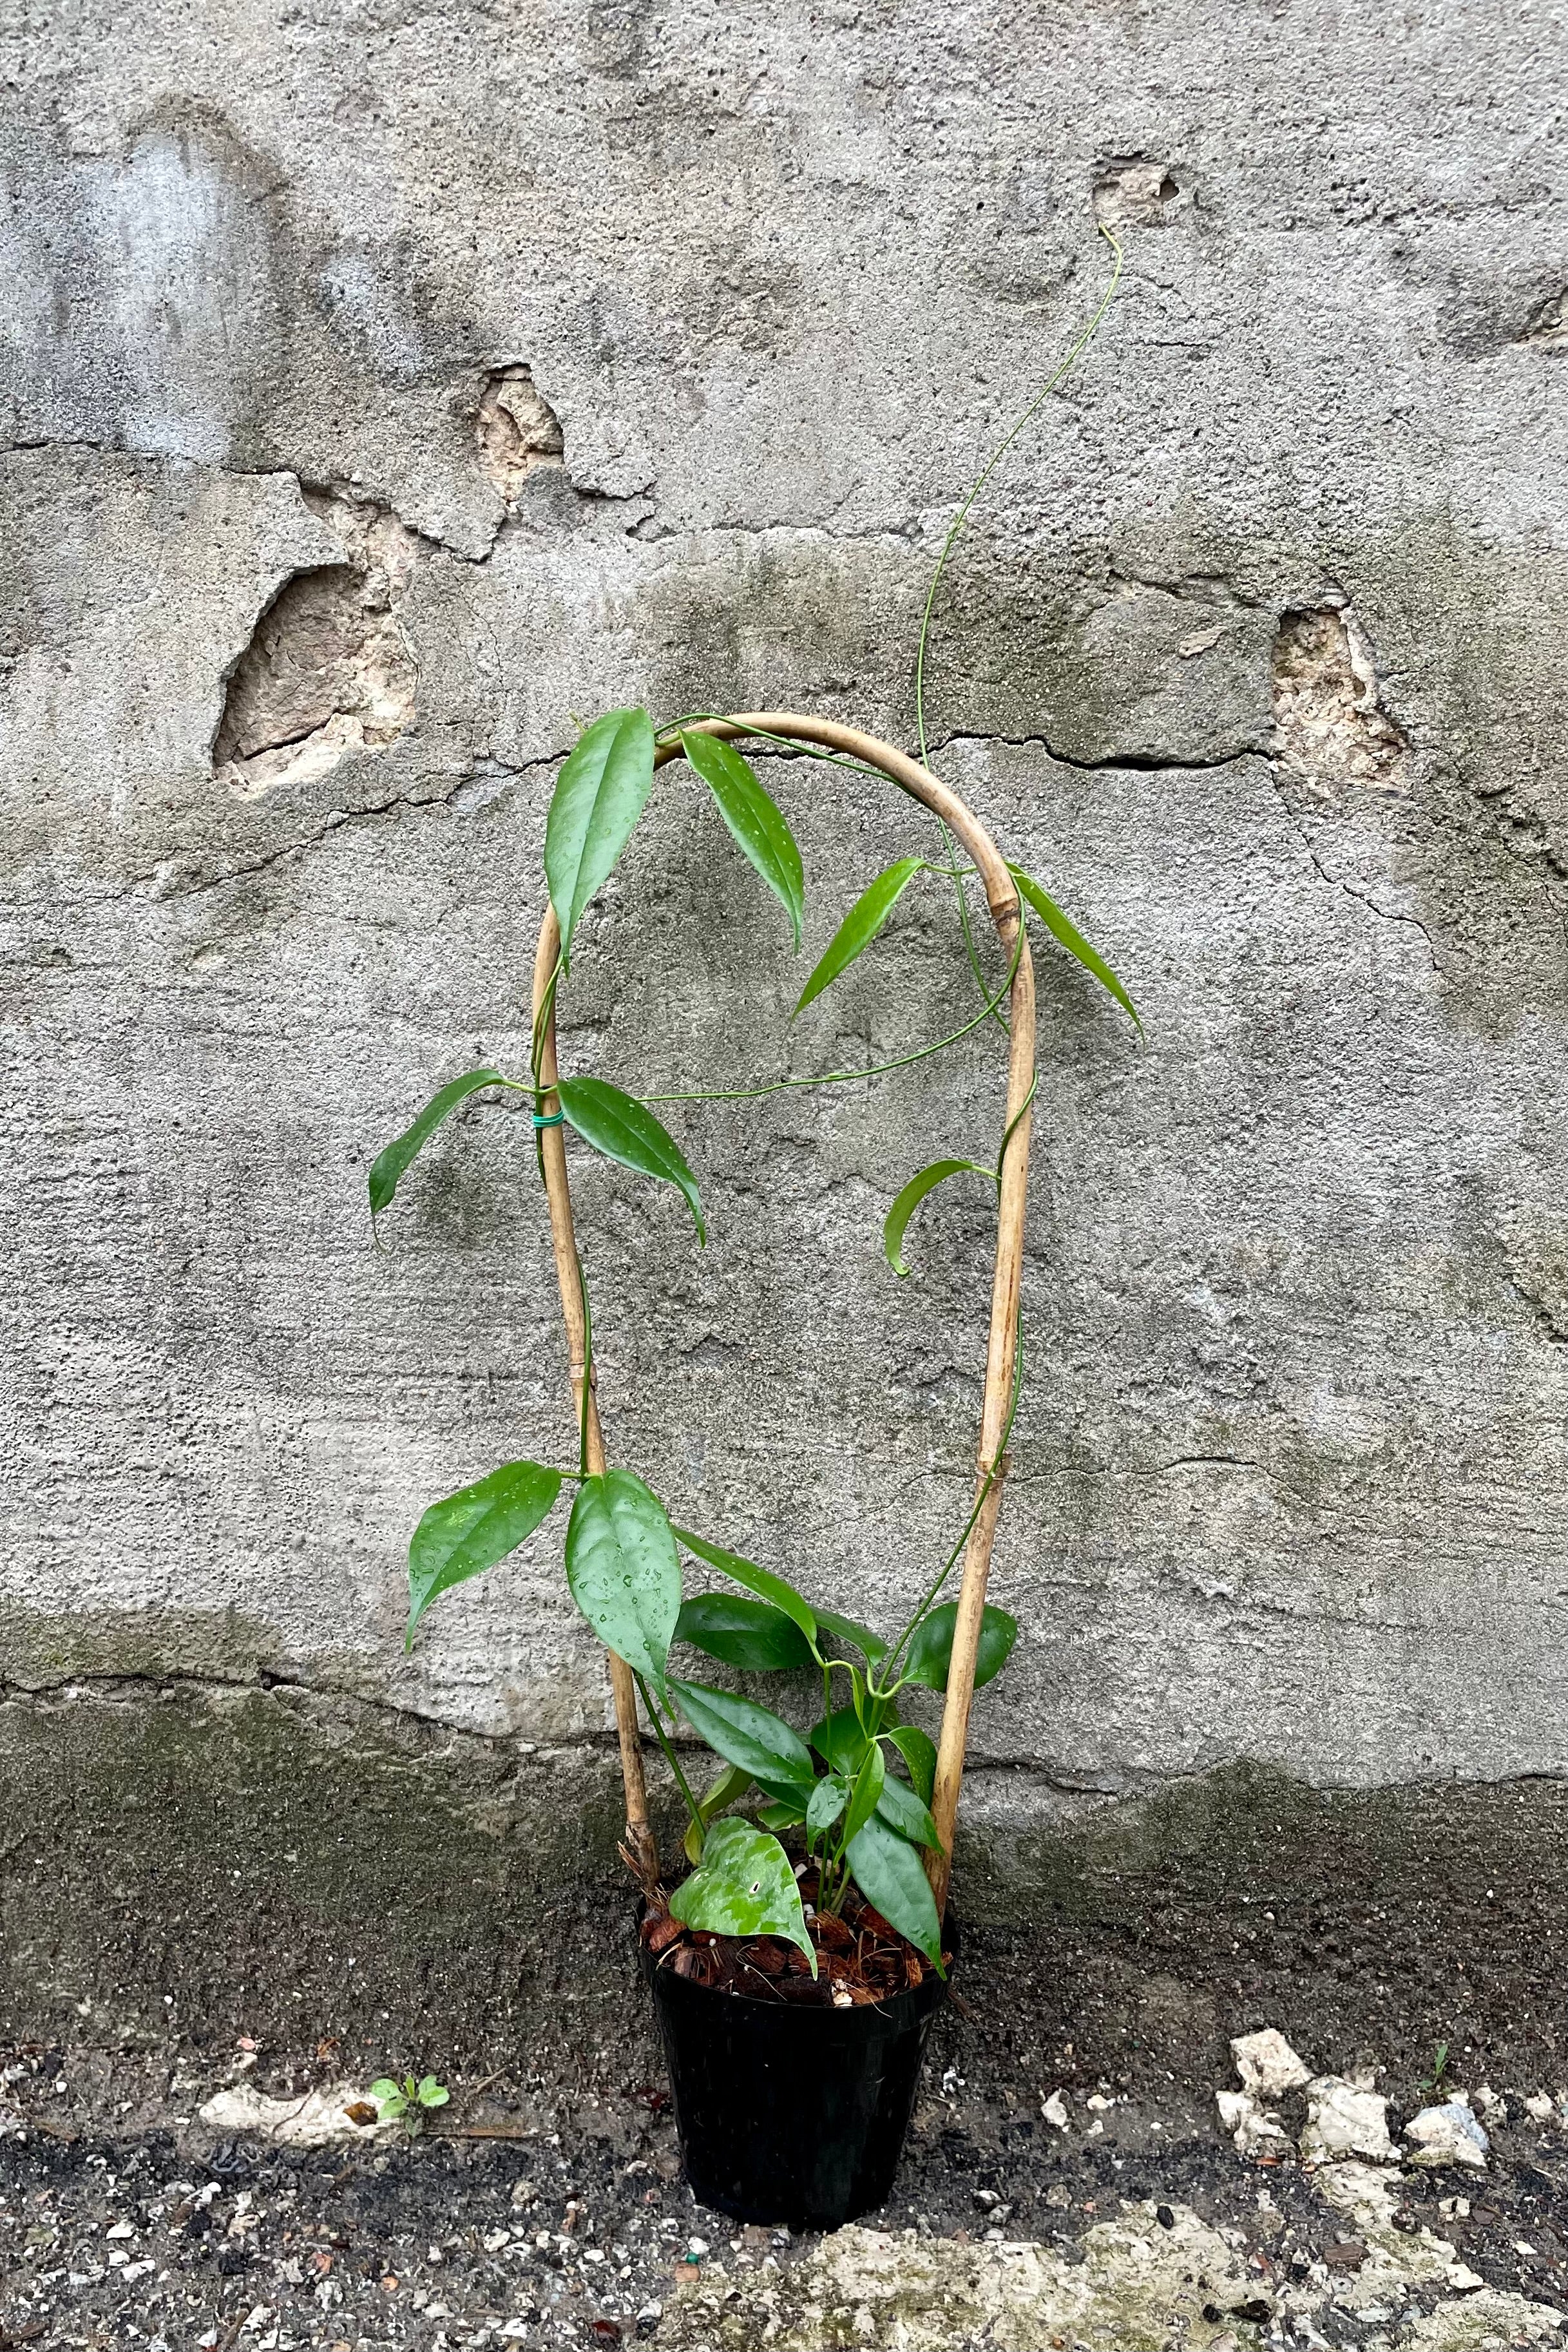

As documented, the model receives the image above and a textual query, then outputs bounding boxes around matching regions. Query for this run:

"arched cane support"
[530,714,1035,1918]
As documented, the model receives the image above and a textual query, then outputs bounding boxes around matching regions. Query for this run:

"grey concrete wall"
[3,0,1567,2031]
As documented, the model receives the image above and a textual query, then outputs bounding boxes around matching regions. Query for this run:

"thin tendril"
[913,224,1123,774]
[638,919,1024,1107]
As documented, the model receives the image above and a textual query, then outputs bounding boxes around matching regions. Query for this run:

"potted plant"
[370,234,1135,2230]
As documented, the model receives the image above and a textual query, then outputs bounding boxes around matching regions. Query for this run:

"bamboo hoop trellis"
[530,714,1035,1920]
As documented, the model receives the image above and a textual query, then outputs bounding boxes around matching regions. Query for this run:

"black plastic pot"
[642,1915,955,2230]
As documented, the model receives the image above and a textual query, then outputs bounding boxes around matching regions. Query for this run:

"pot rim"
[637,1898,957,2035]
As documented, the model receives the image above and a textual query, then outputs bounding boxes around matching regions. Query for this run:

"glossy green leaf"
[814,1608,887,1663]
[902,1602,1018,1694]
[684,1763,754,1865]
[545,707,656,964]
[406,1459,563,1649]
[673,1528,817,1649]
[875,1772,944,1853]
[840,1737,886,1852]
[794,856,925,1018]
[1009,863,1142,1032]
[669,1679,817,1805]
[808,1707,873,1776]
[757,1797,808,1832]
[369,1067,512,1216]
[883,1158,997,1277]
[682,732,805,951]
[674,1592,814,1673]
[886,1723,937,1806]
[846,1813,944,1969]
[557,1076,705,1243]
[564,1470,682,1697]
[668,1817,816,1973]
[807,1774,848,1839]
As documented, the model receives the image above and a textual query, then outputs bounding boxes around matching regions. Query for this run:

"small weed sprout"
[370,2073,450,2136]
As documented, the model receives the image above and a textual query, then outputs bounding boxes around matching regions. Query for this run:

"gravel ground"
[1,2032,1564,2350]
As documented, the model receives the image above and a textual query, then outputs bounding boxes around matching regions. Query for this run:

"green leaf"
[684,1763,754,1865]
[814,1608,887,1663]
[369,2079,403,2107]
[875,1772,944,1853]
[1009,863,1142,1032]
[886,1723,937,1806]
[840,1738,886,1851]
[883,1158,997,1277]
[545,707,656,964]
[674,1592,815,1673]
[794,856,926,1017]
[808,1707,873,1776]
[668,1817,816,1974]
[565,1470,682,1697]
[556,1076,705,1242]
[902,1602,1018,1693]
[807,1774,848,1838]
[669,1679,817,1805]
[757,1797,808,1831]
[416,2077,450,2108]
[673,1528,817,1649]
[846,1813,944,1969]
[406,1460,563,1649]
[682,732,805,951]
[369,1067,512,1216]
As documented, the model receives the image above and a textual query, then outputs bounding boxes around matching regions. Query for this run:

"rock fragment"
[196,2083,397,2147]
[1301,2076,1396,2164]
[1405,2099,1489,2170]
[1231,2029,1312,2099]
[1217,2088,1290,2158]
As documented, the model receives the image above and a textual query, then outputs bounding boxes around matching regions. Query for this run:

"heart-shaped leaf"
[1009,863,1141,1032]
[675,1592,814,1673]
[370,1067,514,1216]
[807,1774,848,1838]
[557,1076,705,1242]
[565,1470,682,1697]
[794,857,925,1017]
[901,1602,1018,1693]
[669,1679,817,1805]
[668,1817,816,1973]
[545,708,656,965]
[886,1723,937,1806]
[875,1771,944,1853]
[883,1158,997,1277]
[757,1797,808,1831]
[846,1813,944,1969]
[673,1528,818,1649]
[406,1459,563,1649]
[682,732,805,951]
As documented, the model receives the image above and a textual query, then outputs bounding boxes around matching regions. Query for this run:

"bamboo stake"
[530,910,658,1888]
[533,713,1034,1919]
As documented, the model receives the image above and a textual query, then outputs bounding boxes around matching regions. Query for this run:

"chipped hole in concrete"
[475,363,564,502]
[1093,155,1180,227]
[212,492,419,800]
[1271,602,1409,801]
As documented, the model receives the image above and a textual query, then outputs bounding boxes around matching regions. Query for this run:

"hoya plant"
[370,231,1135,1977]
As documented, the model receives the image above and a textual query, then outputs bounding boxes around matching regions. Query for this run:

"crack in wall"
[931,728,1259,775]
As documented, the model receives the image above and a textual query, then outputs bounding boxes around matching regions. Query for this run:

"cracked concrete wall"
[3,0,1568,2026]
